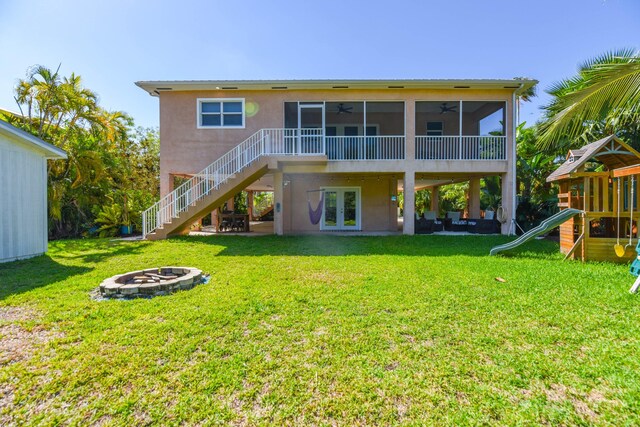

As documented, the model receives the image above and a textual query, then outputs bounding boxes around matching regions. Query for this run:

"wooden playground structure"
[547,136,640,263]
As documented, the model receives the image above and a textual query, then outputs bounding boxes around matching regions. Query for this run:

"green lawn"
[1,235,639,426]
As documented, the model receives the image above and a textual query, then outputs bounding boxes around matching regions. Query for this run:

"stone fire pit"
[99,267,204,298]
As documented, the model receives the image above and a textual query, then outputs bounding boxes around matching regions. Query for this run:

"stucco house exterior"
[0,120,66,262]
[135,79,536,239]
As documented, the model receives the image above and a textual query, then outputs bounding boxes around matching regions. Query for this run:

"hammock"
[308,190,324,225]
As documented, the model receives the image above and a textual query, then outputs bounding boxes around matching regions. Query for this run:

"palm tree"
[9,65,135,235]
[538,48,640,150]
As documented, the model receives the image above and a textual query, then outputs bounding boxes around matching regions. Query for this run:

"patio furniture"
[218,217,232,232]
[445,211,468,232]
[219,213,250,232]
[415,212,429,234]
[424,211,444,232]
[415,211,445,234]
[467,210,500,234]
[471,219,500,234]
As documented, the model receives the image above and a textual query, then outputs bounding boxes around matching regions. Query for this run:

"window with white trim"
[198,98,245,128]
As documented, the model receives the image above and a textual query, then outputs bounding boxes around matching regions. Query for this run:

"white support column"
[431,186,440,214]
[406,100,415,160]
[211,209,219,232]
[403,171,415,235]
[247,191,254,220]
[501,172,515,235]
[468,178,481,219]
[273,172,284,235]
[501,92,518,235]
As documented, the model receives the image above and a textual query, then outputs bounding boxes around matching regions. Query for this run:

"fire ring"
[99,267,204,298]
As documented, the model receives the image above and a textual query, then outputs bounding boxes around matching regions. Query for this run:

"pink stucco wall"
[158,88,515,196]
[282,174,398,233]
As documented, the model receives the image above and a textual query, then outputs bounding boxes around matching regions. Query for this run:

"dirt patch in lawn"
[0,305,62,366]
[517,381,622,423]
[0,305,63,423]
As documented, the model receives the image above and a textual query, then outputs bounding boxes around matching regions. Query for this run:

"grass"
[1,235,639,426]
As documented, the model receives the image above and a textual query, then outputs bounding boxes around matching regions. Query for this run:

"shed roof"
[547,135,640,182]
[0,119,67,159]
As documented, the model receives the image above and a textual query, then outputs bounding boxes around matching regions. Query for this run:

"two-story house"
[136,79,537,239]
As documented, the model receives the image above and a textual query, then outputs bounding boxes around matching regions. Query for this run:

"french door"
[321,187,361,231]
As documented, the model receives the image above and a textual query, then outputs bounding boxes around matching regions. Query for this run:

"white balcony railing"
[326,136,405,160]
[415,136,507,160]
[143,131,508,237]
[279,128,325,155]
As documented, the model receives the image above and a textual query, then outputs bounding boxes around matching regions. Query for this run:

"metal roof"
[135,78,538,97]
[0,119,67,159]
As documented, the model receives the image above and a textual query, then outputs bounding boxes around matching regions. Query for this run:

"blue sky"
[0,0,638,129]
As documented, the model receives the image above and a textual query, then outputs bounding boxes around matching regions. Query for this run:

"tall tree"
[4,65,159,238]
[538,48,640,149]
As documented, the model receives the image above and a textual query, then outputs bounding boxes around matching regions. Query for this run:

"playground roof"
[546,135,640,182]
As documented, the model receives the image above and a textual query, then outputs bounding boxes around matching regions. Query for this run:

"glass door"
[321,187,361,231]
[323,190,338,229]
[298,103,324,155]
[342,190,358,228]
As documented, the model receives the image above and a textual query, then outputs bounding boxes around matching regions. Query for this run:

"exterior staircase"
[142,128,326,240]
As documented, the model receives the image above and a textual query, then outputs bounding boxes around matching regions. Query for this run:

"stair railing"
[142,128,323,238]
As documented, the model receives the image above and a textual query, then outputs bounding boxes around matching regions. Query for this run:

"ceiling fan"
[440,102,458,114]
[336,103,353,114]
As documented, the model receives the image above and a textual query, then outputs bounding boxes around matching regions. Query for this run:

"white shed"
[0,120,67,263]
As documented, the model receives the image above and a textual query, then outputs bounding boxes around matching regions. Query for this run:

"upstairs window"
[198,98,245,128]
[426,121,444,136]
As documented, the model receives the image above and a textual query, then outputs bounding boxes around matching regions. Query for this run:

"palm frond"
[538,49,640,149]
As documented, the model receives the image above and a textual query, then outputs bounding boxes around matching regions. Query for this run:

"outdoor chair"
[445,211,468,232]
[232,216,246,231]
[218,218,231,232]
[424,210,444,232]
[218,209,234,232]
[415,212,431,234]
[468,210,499,234]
